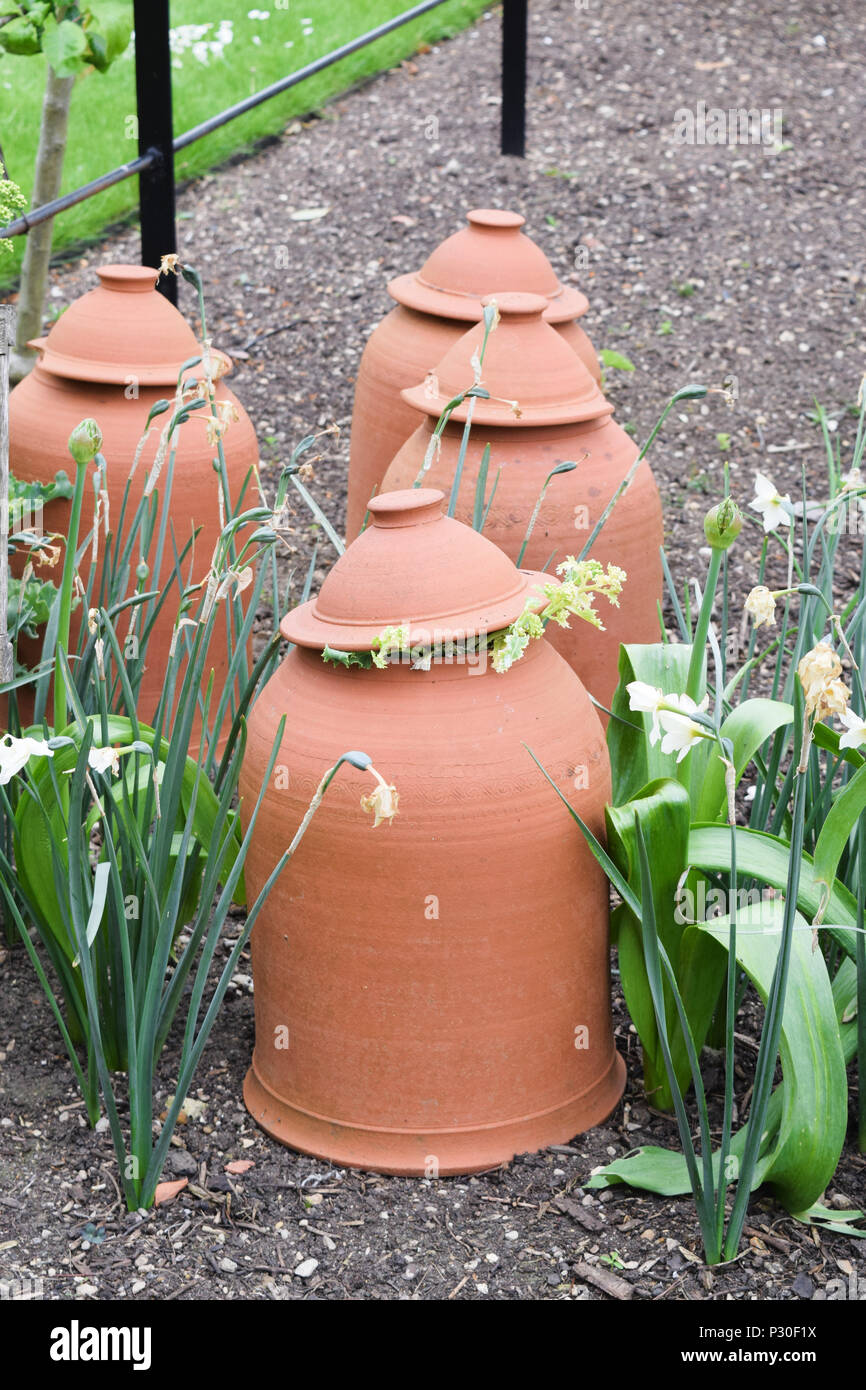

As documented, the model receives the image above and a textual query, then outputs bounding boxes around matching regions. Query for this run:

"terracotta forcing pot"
[239,488,625,1176]
[381,294,663,712]
[7,265,258,730]
[346,209,601,542]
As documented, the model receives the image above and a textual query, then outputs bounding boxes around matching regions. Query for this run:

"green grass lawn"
[0,0,491,286]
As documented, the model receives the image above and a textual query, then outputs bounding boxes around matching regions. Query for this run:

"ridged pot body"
[239,639,624,1176]
[381,416,663,711]
[346,305,600,543]
[7,366,258,728]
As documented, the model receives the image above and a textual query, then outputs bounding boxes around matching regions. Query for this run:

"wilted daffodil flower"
[360,766,399,827]
[797,642,850,721]
[744,585,777,629]
[68,418,103,466]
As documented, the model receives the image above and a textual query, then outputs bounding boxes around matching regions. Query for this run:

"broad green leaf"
[694,698,794,823]
[42,17,88,75]
[795,1205,866,1238]
[812,762,866,922]
[14,716,244,967]
[688,823,858,958]
[589,902,847,1214]
[813,719,864,771]
[84,0,132,70]
[607,642,696,804]
[0,15,41,54]
[606,778,718,1107]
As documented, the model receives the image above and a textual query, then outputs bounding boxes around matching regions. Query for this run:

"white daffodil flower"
[838,707,866,751]
[658,694,711,763]
[626,680,665,745]
[0,734,54,785]
[751,472,792,533]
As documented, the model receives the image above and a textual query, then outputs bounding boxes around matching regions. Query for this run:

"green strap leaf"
[607,642,696,804]
[812,762,866,922]
[588,901,847,1215]
[694,698,794,822]
[688,823,858,957]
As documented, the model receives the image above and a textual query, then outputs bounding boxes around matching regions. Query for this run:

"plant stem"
[685,548,722,703]
[857,817,866,1153]
[723,703,808,1259]
[53,455,89,733]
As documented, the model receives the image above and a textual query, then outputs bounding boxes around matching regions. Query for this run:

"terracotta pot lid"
[388,208,589,324]
[401,292,613,428]
[28,264,231,386]
[281,488,552,651]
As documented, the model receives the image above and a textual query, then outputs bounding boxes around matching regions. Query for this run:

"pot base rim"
[243,1052,626,1177]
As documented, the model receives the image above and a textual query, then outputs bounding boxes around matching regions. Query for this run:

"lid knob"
[96,264,160,293]
[484,291,548,320]
[466,209,526,230]
[367,488,445,529]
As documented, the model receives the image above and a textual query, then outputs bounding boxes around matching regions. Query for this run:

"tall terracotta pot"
[7,265,258,730]
[346,209,600,542]
[239,488,624,1176]
[380,294,663,712]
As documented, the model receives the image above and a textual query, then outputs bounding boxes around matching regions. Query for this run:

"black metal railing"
[0,0,529,305]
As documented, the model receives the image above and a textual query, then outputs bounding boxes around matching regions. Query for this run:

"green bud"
[68,418,103,466]
[704,497,743,550]
[136,562,149,582]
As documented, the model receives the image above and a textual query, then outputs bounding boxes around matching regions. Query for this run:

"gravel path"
[2,0,865,1302]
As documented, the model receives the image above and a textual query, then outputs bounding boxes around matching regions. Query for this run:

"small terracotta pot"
[380,294,663,711]
[239,488,624,1176]
[8,266,258,730]
[346,209,600,541]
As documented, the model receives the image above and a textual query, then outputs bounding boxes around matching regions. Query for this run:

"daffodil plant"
[536,377,866,1262]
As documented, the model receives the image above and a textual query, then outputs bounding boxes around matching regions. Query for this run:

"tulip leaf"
[588,901,847,1215]
[688,823,858,958]
[694,698,794,822]
[812,762,866,923]
[607,643,697,804]
[606,779,725,1108]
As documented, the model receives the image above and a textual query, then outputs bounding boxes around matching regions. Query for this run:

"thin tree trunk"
[0,304,14,683]
[12,64,74,381]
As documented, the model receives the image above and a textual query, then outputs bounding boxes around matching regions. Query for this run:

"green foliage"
[0,0,490,283]
[0,175,25,252]
[588,902,848,1219]
[536,381,866,1258]
[0,2,132,75]
[599,348,635,373]
[0,264,349,1205]
[7,574,59,638]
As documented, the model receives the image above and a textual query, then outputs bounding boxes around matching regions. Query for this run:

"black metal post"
[133,0,177,303]
[501,0,527,157]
